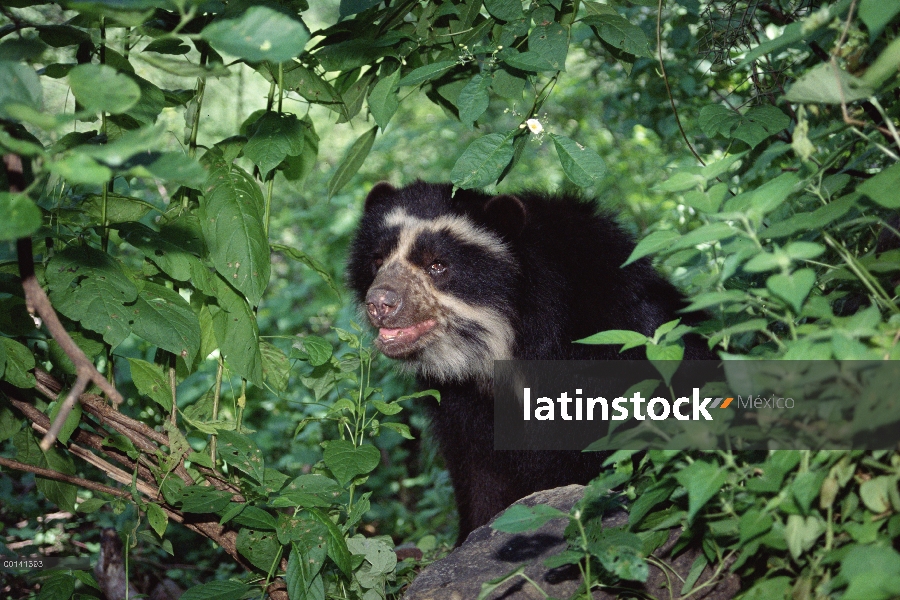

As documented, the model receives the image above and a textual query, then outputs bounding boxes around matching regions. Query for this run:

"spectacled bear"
[347,181,712,544]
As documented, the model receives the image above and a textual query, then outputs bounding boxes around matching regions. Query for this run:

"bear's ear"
[363,182,398,212]
[484,194,527,239]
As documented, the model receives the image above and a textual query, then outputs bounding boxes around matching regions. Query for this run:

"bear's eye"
[373,257,383,269]
[427,261,447,276]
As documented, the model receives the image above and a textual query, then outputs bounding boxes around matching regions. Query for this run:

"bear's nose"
[366,287,401,321]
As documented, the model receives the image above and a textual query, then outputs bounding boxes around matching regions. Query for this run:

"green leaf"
[623,230,681,265]
[271,243,340,299]
[629,479,676,526]
[491,68,526,99]
[784,514,824,560]
[144,38,190,55]
[575,329,648,350]
[147,503,168,537]
[201,7,310,63]
[14,430,76,512]
[671,222,738,251]
[701,103,790,148]
[340,0,381,17]
[502,50,557,72]
[860,0,900,39]
[583,14,653,58]
[216,430,265,484]
[673,460,726,523]
[46,245,138,347]
[143,152,207,187]
[178,485,233,513]
[130,282,201,363]
[48,153,112,185]
[200,152,270,306]
[296,335,333,367]
[119,222,211,290]
[397,60,458,87]
[784,241,825,261]
[0,61,42,119]
[260,341,290,393]
[78,120,165,167]
[323,440,380,485]
[733,106,791,148]
[859,162,900,208]
[767,268,816,313]
[862,36,900,89]
[287,541,326,600]
[179,581,253,600]
[646,343,683,385]
[243,112,307,177]
[0,192,41,241]
[127,358,172,411]
[451,132,515,189]
[785,63,874,104]
[529,22,568,71]
[274,474,343,508]
[484,0,522,21]
[209,275,263,386]
[492,503,567,533]
[550,133,607,187]
[84,193,154,224]
[699,104,741,138]
[840,545,900,600]
[739,509,774,543]
[308,507,354,576]
[588,529,648,582]
[35,572,75,600]
[457,73,491,126]
[231,505,277,529]
[327,126,377,198]
[368,68,401,129]
[859,476,894,513]
[0,338,35,388]
[47,399,81,446]
[68,64,141,114]
[279,63,344,112]
[236,528,282,572]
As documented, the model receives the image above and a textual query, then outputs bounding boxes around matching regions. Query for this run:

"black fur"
[347,181,712,544]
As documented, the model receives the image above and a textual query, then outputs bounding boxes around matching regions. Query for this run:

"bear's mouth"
[376,319,437,357]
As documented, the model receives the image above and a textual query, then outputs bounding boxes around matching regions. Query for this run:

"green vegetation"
[0,0,898,598]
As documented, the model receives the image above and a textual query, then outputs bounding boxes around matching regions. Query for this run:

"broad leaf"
[550,133,607,187]
[0,192,41,241]
[200,152,270,306]
[201,7,310,63]
[327,126,377,198]
[68,64,141,114]
[46,245,137,347]
[451,132,515,189]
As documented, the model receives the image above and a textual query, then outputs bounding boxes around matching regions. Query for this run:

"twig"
[0,456,132,500]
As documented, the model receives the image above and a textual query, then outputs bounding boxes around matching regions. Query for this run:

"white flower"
[525,118,543,135]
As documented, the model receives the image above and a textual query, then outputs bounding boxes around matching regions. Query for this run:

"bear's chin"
[374,319,437,357]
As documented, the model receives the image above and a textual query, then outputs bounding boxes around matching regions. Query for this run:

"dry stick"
[4,154,123,453]
[6,393,158,493]
[0,456,133,499]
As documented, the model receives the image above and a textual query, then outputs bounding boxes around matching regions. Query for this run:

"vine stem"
[656,0,705,166]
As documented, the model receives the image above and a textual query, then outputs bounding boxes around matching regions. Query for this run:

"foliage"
[0,0,898,598]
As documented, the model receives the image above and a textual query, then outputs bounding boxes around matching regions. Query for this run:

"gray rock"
[403,485,739,600]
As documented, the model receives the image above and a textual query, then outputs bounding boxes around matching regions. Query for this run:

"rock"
[403,485,739,600]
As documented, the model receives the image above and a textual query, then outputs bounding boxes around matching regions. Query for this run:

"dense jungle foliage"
[1,0,899,598]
